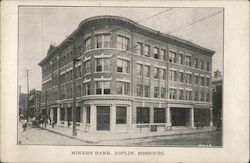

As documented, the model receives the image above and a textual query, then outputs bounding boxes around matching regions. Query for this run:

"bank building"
[39,15,214,133]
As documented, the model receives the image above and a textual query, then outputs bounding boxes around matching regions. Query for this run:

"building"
[19,93,28,119]
[212,70,223,129]
[39,15,215,133]
[29,89,41,119]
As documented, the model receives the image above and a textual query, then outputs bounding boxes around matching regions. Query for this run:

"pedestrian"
[52,119,55,128]
[22,120,27,132]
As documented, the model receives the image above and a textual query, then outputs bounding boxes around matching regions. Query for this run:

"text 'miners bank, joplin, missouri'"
[39,15,215,134]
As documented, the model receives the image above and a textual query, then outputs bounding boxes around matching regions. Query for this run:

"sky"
[19,7,223,93]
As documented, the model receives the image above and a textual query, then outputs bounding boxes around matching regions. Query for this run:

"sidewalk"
[40,124,217,145]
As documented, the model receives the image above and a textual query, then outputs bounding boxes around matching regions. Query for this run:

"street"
[18,123,91,145]
[18,122,221,147]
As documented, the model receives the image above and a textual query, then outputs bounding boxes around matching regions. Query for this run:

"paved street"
[18,123,91,145]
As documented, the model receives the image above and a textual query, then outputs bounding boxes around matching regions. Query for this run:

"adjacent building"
[39,16,215,133]
[29,89,41,119]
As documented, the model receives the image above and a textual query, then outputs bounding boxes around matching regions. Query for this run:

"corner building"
[39,16,214,133]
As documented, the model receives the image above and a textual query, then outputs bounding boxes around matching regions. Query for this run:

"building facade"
[29,89,41,119]
[39,16,214,133]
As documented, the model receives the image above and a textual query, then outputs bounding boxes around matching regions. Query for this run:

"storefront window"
[116,106,127,124]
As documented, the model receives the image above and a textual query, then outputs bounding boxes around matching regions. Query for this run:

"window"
[117,59,129,73]
[201,77,205,86]
[85,82,90,95]
[178,89,184,100]
[86,106,90,123]
[136,84,143,96]
[185,56,191,66]
[169,51,176,63]
[95,81,111,94]
[200,60,204,70]
[116,106,127,124]
[178,53,183,64]
[154,67,160,79]
[154,87,159,98]
[186,74,192,84]
[96,58,110,72]
[206,62,210,71]
[161,49,166,60]
[136,107,150,123]
[178,72,184,83]
[144,65,150,78]
[185,90,192,101]
[85,38,91,51]
[117,35,129,50]
[169,70,177,81]
[85,60,91,74]
[136,42,143,55]
[194,58,198,68]
[194,88,199,101]
[161,87,166,98]
[200,89,204,101]
[160,69,166,80]
[206,91,210,102]
[60,108,65,121]
[144,85,150,97]
[117,82,129,95]
[206,78,210,86]
[195,75,199,85]
[154,108,165,123]
[76,107,80,122]
[145,44,150,57]
[137,64,143,76]
[154,47,159,59]
[169,88,177,99]
[95,34,111,48]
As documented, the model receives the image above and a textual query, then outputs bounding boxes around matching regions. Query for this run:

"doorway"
[96,106,110,131]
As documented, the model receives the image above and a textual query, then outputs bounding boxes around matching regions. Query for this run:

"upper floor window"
[194,88,199,101]
[169,88,177,99]
[178,89,184,100]
[178,72,184,83]
[169,70,177,81]
[206,62,210,71]
[161,49,166,61]
[144,85,150,97]
[154,87,159,98]
[85,38,91,51]
[178,53,183,64]
[117,82,129,95]
[96,81,110,95]
[186,74,192,84]
[206,78,210,86]
[206,91,210,102]
[117,59,129,73]
[136,84,143,97]
[201,77,205,86]
[195,75,199,85]
[169,51,176,63]
[194,58,198,68]
[154,67,160,79]
[185,90,192,101]
[185,56,191,66]
[200,60,204,70]
[144,65,150,78]
[136,64,143,76]
[136,42,143,55]
[85,60,91,74]
[154,47,159,59]
[145,44,150,57]
[96,58,110,72]
[161,87,166,98]
[95,34,111,48]
[160,69,166,80]
[117,35,129,51]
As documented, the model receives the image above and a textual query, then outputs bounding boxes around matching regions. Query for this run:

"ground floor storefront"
[43,99,213,133]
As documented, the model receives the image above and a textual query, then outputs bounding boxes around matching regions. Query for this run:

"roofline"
[39,15,215,66]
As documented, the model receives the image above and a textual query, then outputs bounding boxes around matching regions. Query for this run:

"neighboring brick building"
[39,16,215,133]
[29,89,41,119]
[212,70,222,129]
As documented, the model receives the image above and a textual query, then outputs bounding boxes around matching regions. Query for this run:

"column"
[65,107,68,127]
[90,104,96,132]
[166,107,172,126]
[50,108,53,121]
[57,107,60,125]
[110,105,116,132]
[189,107,195,128]
[82,106,86,129]
[210,108,213,127]
[127,105,132,129]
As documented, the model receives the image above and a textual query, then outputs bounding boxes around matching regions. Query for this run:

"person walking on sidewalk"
[52,119,55,128]
[22,120,27,132]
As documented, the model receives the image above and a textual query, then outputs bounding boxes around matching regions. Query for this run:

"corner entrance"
[96,106,110,131]
[171,108,190,126]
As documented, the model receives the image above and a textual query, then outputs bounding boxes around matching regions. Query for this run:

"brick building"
[39,16,215,133]
[29,89,41,119]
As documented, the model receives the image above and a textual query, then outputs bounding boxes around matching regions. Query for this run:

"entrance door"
[97,106,110,130]
[53,108,57,123]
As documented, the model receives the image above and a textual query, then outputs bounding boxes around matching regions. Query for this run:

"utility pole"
[72,45,80,136]
[26,69,30,121]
